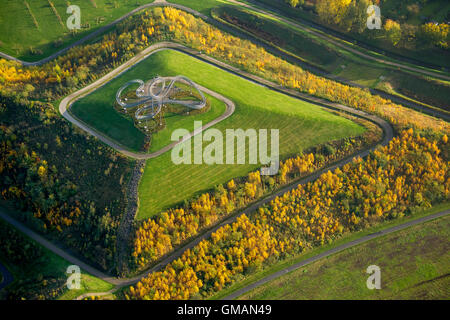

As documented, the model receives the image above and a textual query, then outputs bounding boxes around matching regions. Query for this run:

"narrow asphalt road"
[224,209,450,300]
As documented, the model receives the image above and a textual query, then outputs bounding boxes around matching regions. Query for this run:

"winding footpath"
[0,0,449,300]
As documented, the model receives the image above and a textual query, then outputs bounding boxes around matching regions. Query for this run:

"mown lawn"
[0,0,155,61]
[133,49,365,219]
[239,213,450,300]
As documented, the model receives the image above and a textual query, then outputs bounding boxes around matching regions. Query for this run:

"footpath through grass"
[211,202,450,299]
[133,49,365,219]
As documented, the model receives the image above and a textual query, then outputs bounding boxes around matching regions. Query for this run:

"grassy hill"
[72,49,366,219]
[89,49,363,219]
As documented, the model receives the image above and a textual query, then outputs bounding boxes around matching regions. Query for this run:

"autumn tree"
[384,19,402,46]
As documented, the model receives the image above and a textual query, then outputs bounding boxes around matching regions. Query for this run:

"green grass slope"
[212,5,450,111]
[129,49,365,219]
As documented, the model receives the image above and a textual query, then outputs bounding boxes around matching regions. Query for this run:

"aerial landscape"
[0,0,448,308]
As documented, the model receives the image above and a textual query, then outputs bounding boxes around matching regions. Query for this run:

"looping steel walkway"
[116,76,207,121]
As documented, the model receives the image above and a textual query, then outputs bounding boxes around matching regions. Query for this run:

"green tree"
[384,19,402,46]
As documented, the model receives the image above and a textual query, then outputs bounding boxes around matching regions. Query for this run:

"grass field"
[239,214,450,300]
[0,0,155,61]
[120,49,365,219]
[57,272,113,300]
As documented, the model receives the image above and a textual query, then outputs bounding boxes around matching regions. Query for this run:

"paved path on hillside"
[62,40,398,160]
[223,209,450,300]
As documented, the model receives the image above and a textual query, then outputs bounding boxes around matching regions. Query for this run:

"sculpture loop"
[116,76,206,121]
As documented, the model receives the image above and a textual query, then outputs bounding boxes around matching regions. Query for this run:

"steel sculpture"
[115,76,206,124]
